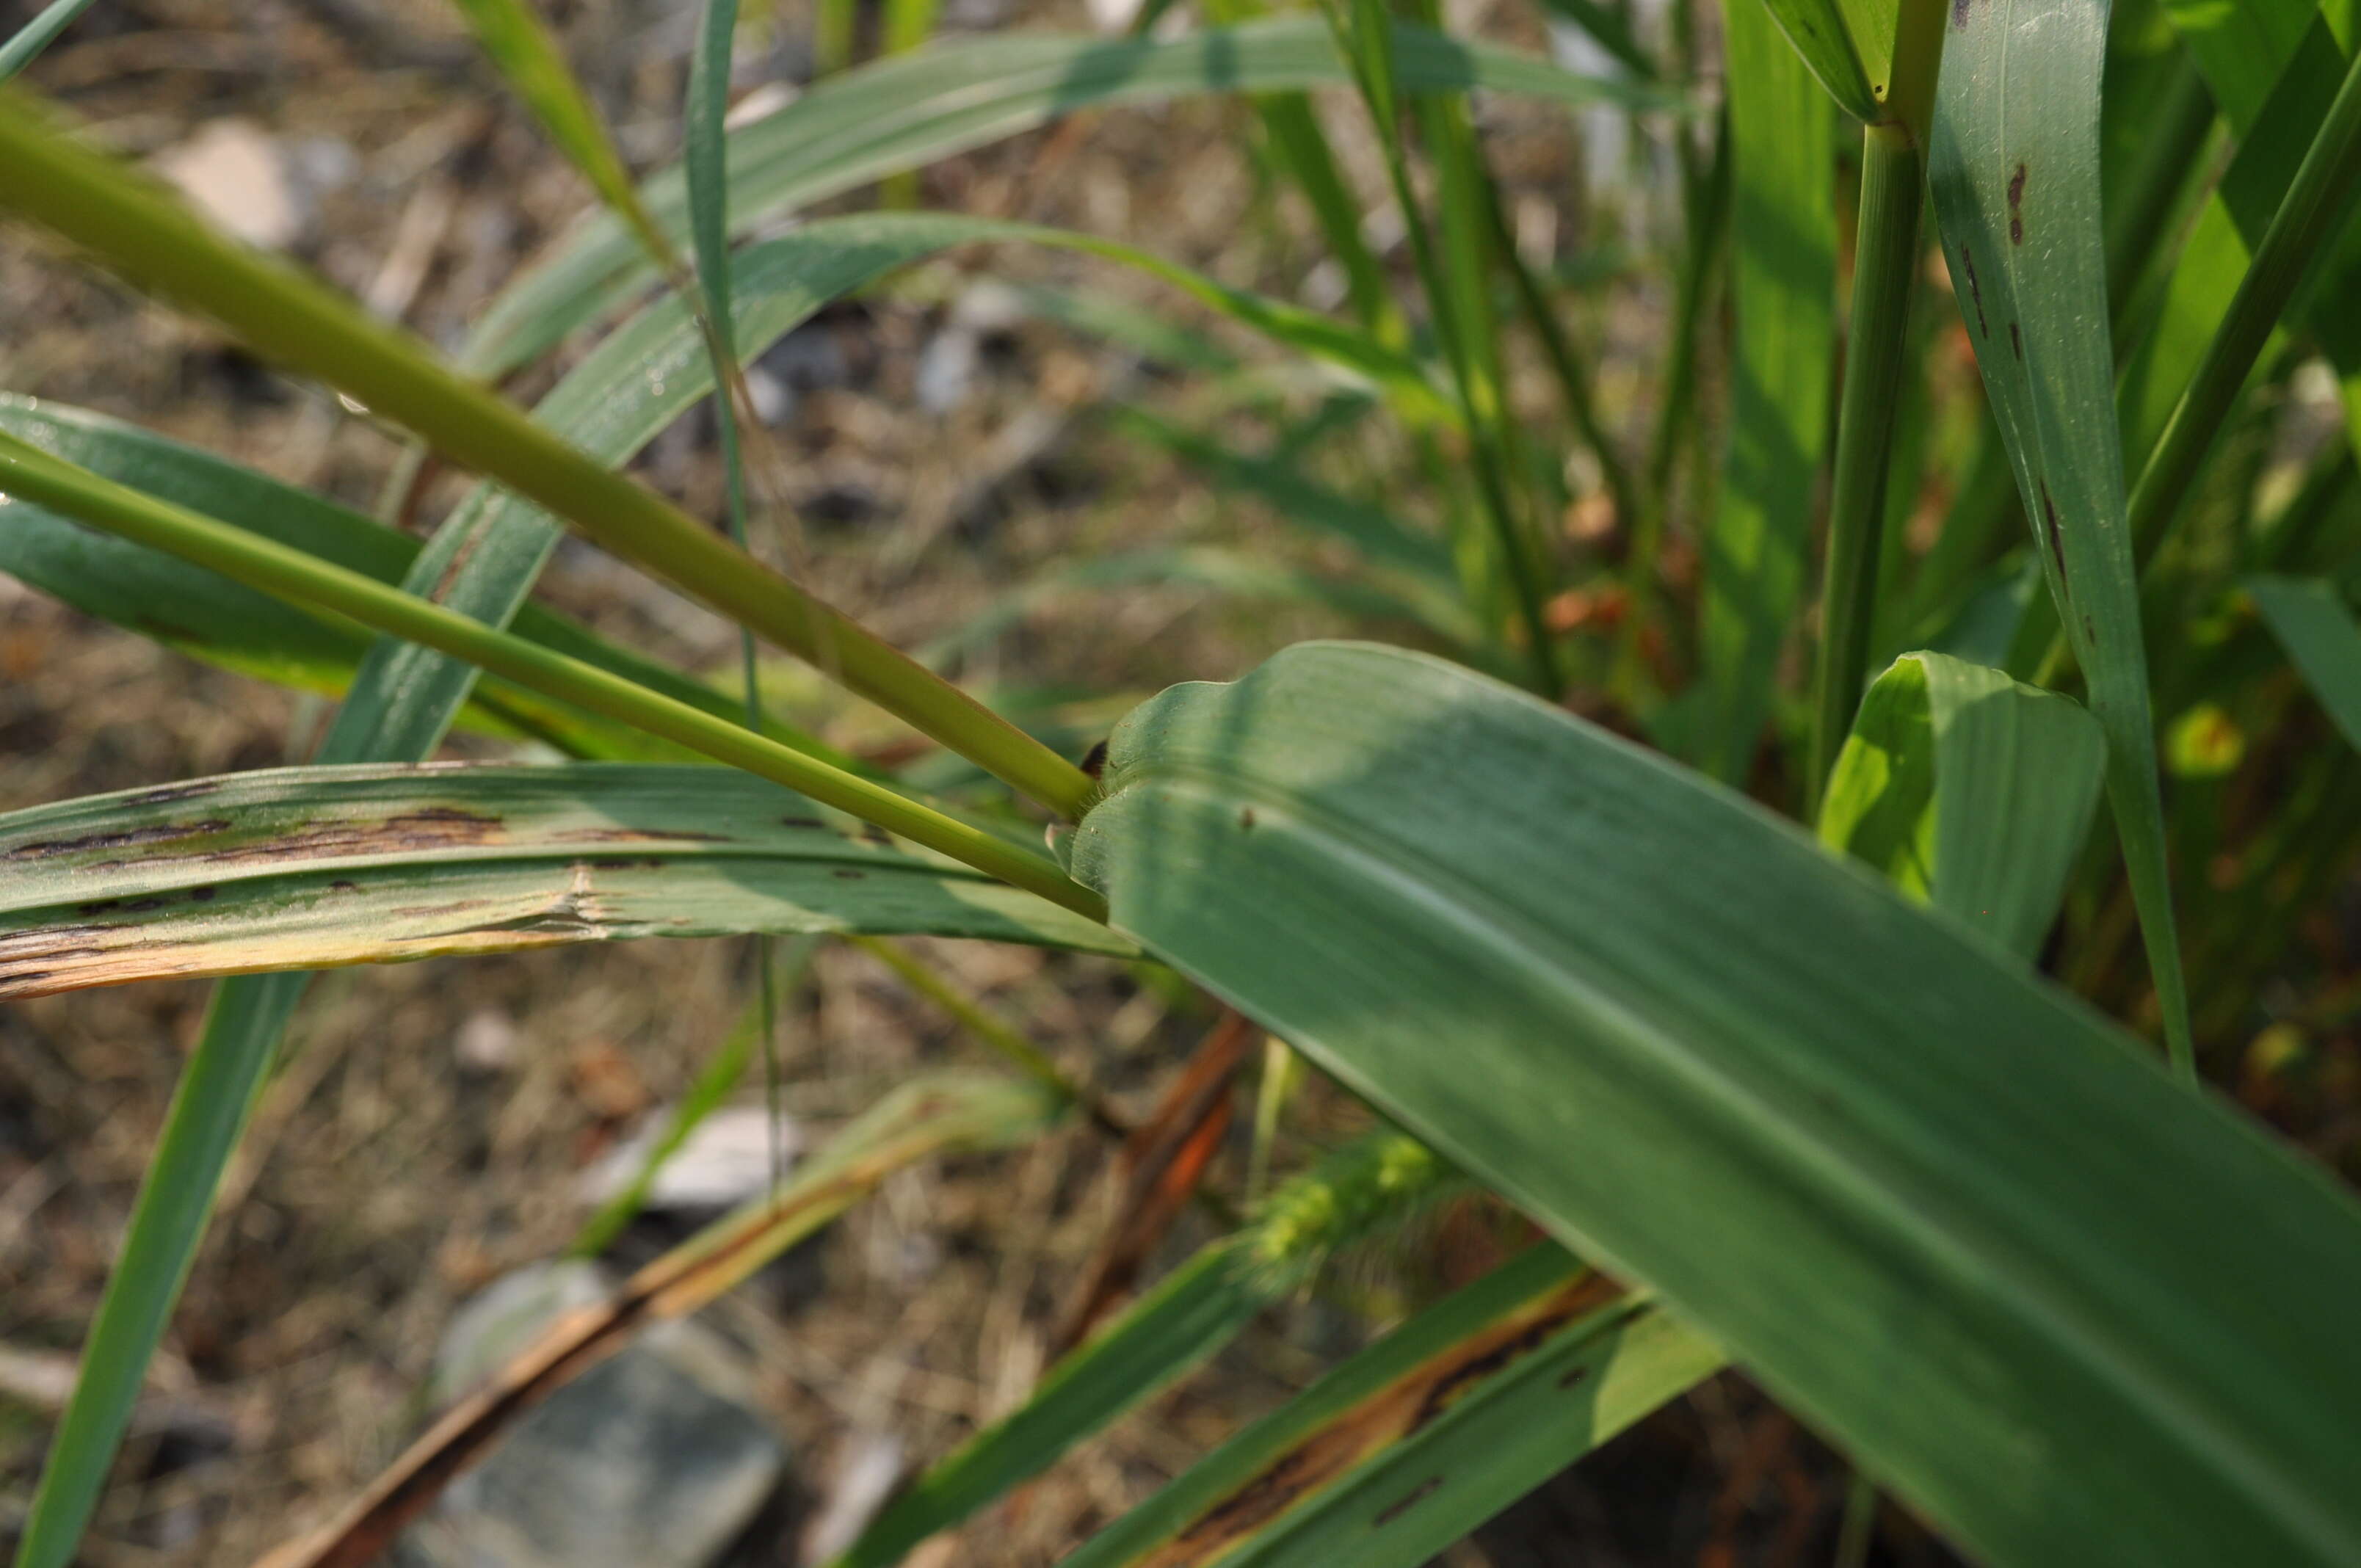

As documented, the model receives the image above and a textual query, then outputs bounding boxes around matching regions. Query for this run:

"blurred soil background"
[0,0,2152,1562]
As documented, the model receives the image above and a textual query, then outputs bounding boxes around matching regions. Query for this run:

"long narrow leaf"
[1698,0,1835,783]
[449,0,675,264]
[833,1132,1460,1567]
[0,100,1095,819]
[0,396,826,762]
[463,18,1677,375]
[1819,650,2105,959]
[1069,641,2361,1565]
[0,764,1125,998]
[1925,0,2194,1071]
[0,431,1103,916]
[2249,575,2361,751]
[1067,1249,1720,1568]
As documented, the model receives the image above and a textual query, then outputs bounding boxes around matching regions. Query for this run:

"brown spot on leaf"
[1238,807,1256,830]
[2007,163,2028,245]
[1080,739,1110,780]
[1951,0,1971,28]
[1959,247,1989,338]
[2009,323,2023,361]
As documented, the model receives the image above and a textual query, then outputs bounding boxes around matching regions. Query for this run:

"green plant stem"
[0,0,95,79]
[0,97,1094,821]
[0,432,1105,923]
[1810,120,1928,803]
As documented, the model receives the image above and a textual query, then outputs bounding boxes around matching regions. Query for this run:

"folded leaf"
[1820,650,2104,959]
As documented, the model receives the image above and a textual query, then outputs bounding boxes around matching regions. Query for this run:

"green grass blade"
[0,0,98,80]
[462,18,1674,377]
[2122,43,2361,569]
[2248,576,2361,751]
[5,971,302,1568]
[685,0,767,741]
[1757,0,1880,122]
[0,395,840,764]
[1070,641,2361,1565]
[2119,18,2355,464]
[1925,0,2194,1075]
[1819,651,2106,959]
[1697,0,1835,783]
[1067,1249,1721,1568]
[833,1133,1459,1567]
[2158,0,2321,127]
[1108,407,1458,587]
[448,0,675,265]
[1532,0,1655,79]
[0,764,1124,999]
[0,429,1103,918]
[0,99,1095,820]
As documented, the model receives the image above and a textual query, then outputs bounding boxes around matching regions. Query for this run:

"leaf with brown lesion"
[1129,1269,1628,1567]
[0,763,1131,998]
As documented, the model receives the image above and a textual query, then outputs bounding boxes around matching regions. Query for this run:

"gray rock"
[396,1262,788,1568]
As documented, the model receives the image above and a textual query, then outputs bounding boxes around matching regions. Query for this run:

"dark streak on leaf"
[2009,322,2023,361]
[6,819,233,862]
[2007,162,2028,244]
[1371,1476,1444,1528]
[1958,245,1990,338]
[2039,482,2069,594]
[1135,1270,1625,1566]
[128,781,223,806]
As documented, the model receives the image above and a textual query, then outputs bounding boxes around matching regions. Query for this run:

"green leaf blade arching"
[2249,575,2361,751]
[1069,642,2361,1567]
[0,394,814,760]
[461,18,1675,376]
[1925,0,2194,1071]
[1067,1249,1721,1568]
[0,763,1127,999]
[1700,0,1836,783]
[1819,650,2105,959]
